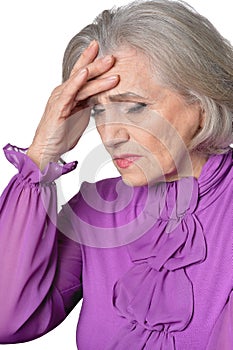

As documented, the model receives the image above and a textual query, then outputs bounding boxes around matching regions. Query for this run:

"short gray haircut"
[62,0,233,155]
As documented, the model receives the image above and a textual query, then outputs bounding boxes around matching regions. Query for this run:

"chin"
[120,169,176,187]
[121,174,152,187]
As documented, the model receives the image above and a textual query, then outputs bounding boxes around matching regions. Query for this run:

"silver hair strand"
[62,0,233,155]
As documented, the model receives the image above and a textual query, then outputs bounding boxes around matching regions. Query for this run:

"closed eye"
[127,103,147,113]
[91,105,105,117]
[91,102,147,118]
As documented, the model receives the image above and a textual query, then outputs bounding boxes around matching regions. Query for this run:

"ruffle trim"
[3,144,78,184]
[108,178,207,349]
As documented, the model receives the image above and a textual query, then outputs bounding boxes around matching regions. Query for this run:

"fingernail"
[106,75,119,81]
[79,68,88,76]
[103,55,113,64]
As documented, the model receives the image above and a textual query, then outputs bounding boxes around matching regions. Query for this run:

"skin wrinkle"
[89,91,150,106]
[89,47,207,186]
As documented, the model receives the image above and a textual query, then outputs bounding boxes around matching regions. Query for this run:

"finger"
[75,75,120,102]
[70,40,99,78]
[67,55,115,91]
[84,55,116,80]
[48,68,89,116]
[70,100,91,114]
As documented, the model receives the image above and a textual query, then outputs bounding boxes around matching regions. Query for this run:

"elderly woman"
[0,0,232,349]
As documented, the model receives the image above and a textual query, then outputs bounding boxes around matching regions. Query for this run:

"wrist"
[27,145,60,170]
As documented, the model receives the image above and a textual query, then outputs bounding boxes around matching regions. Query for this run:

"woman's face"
[91,47,205,186]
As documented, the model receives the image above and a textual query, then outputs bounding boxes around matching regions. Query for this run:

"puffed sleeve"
[0,144,83,343]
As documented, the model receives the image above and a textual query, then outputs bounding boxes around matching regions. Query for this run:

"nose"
[97,123,130,149]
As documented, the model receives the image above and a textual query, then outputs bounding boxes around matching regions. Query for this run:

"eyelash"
[92,103,147,117]
[92,106,105,116]
[127,103,147,114]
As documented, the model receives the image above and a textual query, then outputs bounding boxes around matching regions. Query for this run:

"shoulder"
[82,176,122,200]
[68,176,122,209]
[65,175,149,222]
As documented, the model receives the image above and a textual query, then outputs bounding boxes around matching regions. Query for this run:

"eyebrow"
[89,91,147,105]
[109,92,146,102]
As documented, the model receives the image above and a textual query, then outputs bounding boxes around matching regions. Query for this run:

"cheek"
[154,110,201,152]
[165,105,202,145]
[132,124,190,173]
[131,114,185,154]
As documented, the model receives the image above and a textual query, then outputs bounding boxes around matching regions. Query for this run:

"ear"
[199,106,206,129]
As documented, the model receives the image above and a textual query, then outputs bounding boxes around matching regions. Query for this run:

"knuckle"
[50,85,63,96]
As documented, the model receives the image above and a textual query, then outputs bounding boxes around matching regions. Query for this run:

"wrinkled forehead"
[90,48,159,106]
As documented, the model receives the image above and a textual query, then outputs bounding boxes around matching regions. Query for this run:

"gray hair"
[62,0,233,155]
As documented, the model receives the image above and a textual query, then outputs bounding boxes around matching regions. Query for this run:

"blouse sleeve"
[0,144,83,344]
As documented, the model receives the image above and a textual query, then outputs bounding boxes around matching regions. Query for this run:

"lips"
[113,154,142,169]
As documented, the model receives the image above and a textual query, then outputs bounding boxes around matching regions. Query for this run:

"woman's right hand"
[27,40,119,170]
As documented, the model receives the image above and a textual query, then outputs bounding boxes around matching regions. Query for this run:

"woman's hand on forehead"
[27,41,120,169]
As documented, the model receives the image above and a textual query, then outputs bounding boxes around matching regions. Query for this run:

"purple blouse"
[0,144,232,349]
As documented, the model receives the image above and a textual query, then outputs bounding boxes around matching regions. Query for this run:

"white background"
[0,1,232,349]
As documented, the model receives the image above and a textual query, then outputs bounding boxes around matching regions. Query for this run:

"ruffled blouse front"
[103,151,232,349]
[0,144,232,349]
[103,178,204,349]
